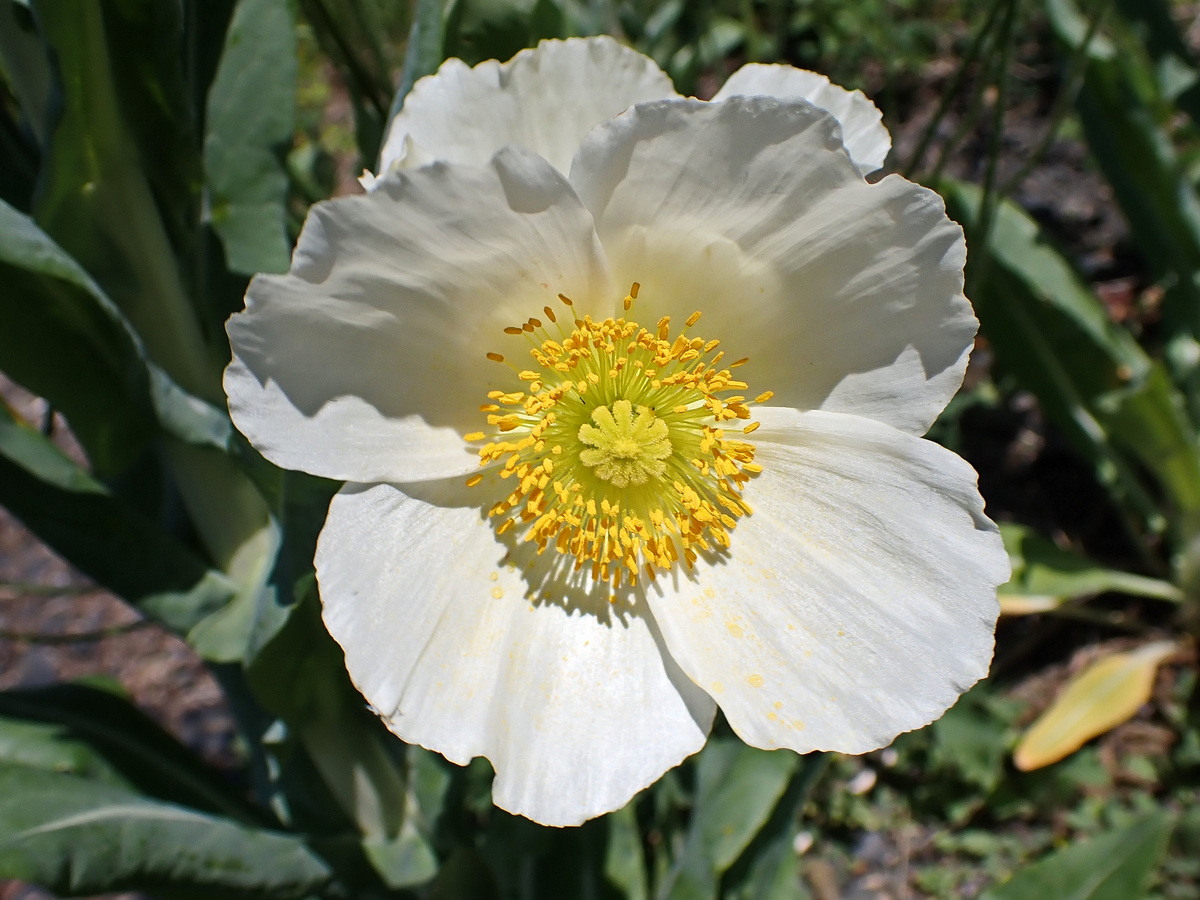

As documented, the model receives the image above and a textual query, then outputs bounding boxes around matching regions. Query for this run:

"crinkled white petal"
[713,64,890,174]
[377,36,676,178]
[570,97,976,435]
[643,407,1007,754]
[226,146,614,483]
[317,480,715,827]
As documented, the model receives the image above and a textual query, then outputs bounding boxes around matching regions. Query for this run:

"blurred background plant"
[1,0,1199,897]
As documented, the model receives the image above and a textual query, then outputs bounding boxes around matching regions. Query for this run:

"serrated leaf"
[204,0,295,275]
[0,764,332,898]
[980,811,1173,900]
[1014,641,1176,771]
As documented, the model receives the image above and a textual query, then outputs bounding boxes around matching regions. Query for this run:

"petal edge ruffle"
[643,408,1006,755]
[317,480,715,826]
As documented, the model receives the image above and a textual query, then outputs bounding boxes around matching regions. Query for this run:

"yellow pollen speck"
[711,681,725,694]
[489,571,499,581]
[746,673,765,688]
[465,287,767,586]
[491,587,503,599]
[773,701,783,709]
[726,621,744,638]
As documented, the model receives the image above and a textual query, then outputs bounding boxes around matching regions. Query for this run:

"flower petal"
[378,36,676,177]
[712,64,890,174]
[643,408,1007,755]
[570,97,976,435]
[317,480,715,826]
[226,147,613,483]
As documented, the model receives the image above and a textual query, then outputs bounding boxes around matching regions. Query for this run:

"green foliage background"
[1,0,1199,897]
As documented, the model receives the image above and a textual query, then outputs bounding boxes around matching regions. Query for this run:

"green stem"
[966,0,1019,302]
[1000,0,1108,197]
[903,0,1006,179]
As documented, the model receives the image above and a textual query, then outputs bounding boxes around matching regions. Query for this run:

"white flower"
[225,37,1008,827]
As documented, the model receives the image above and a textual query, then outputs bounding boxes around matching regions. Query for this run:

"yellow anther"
[466,287,765,586]
[487,352,505,362]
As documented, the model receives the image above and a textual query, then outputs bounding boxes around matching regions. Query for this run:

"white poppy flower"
[225,38,1008,828]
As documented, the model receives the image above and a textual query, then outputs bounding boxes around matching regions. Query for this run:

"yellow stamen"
[466,290,764,586]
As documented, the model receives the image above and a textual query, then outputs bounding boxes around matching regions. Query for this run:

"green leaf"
[661,736,800,900]
[0,198,238,469]
[0,717,127,785]
[443,0,565,67]
[33,0,222,401]
[999,523,1181,613]
[930,687,1014,794]
[0,684,270,825]
[1110,0,1200,118]
[391,0,447,121]
[942,179,1200,531]
[0,0,50,209]
[604,803,649,900]
[721,754,827,900]
[204,0,295,275]
[980,811,1174,900]
[1047,0,1200,395]
[0,197,155,473]
[246,589,436,885]
[0,763,332,898]
[0,402,235,633]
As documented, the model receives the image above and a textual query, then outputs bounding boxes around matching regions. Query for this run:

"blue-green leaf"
[661,737,800,900]
[204,0,296,275]
[0,763,332,898]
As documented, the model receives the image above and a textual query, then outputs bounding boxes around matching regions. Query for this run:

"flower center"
[579,400,671,487]
[463,284,769,588]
